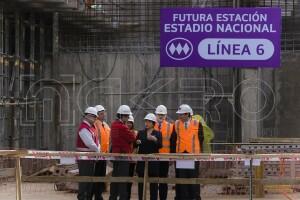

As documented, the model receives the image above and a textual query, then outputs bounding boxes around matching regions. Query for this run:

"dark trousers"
[159,161,169,200]
[127,162,136,200]
[137,161,159,200]
[77,160,96,200]
[109,161,131,200]
[93,160,107,200]
[175,162,201,200]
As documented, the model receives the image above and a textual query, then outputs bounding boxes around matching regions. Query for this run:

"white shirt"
[184,120,190,129]
[79,121,100,152]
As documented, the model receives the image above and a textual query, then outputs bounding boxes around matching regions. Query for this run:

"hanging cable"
[77,52,118,83]
[59,47,118,83]
[131,57,161,113]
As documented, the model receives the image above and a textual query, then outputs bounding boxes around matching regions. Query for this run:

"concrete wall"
[40,52,300,150]
[241,53,300,141]
[47,52,214,150]
[273,53,300,138]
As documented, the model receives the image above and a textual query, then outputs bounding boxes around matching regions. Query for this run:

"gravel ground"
[1,182,300,200]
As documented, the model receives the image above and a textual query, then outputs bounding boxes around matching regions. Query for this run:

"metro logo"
[165,38,193,60]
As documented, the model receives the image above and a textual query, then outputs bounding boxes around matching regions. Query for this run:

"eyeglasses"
[179,113,188,116]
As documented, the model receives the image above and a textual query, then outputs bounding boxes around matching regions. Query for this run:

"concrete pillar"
[3,11,10,148]
[0,3,4,147]
[36,16,45,149]
[53,12,62,150]
[29,13,37,148]
[11,12,21,149]
[240,69,260,142]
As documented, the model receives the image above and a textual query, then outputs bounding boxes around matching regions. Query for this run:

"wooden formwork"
[2,150,300,200]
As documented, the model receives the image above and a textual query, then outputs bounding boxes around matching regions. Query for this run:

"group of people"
[76,104,204,200]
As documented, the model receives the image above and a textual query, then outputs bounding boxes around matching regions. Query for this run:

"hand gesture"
[147,134,157,142]
[136,139,142,145]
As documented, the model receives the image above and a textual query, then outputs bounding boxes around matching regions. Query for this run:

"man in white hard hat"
[109,105,136,200]
[170,104,204,200]
[76,107,100,200]
[94,105,110,200]
[154,105,174,200]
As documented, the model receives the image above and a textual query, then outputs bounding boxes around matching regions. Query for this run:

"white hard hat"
[117,105,132,115]
[128,115,134,123]
[84,107,98,116]
[176,104,193,114]
[155,105,167,115]
[144,113,157,123]
[95,105,105,112]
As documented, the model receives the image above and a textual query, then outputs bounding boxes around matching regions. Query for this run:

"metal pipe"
[104,91,204,95]
[0,101,41,106]
[142,160,149,200]
[103,92,233,96]
[15,157,22,200]
[249,158,253,200]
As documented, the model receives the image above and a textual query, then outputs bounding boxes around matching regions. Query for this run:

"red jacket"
[111,119,136,153]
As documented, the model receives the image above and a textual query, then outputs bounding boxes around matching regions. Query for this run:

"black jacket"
[136,129,162,154]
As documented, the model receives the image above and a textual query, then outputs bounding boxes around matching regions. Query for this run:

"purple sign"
[160,8,281,68]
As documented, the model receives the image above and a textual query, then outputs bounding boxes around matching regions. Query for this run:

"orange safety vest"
[94,120,111,153]
[155,120,173,153]
[175,119,201,154]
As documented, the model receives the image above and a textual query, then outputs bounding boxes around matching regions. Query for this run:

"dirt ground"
[1,182,300,200]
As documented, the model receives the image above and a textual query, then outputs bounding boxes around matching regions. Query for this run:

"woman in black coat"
[136,113,162,200]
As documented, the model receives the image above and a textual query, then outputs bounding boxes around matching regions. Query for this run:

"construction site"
[0,0,300,200]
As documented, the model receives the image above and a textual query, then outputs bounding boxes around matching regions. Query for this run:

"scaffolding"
[0,3,52,149]
[56,0,300,53]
